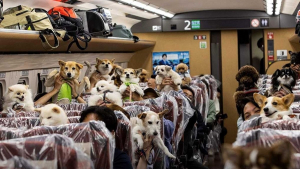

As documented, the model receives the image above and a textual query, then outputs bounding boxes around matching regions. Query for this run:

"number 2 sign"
[184,20,200,30]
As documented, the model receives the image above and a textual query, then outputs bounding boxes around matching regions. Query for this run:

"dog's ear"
[282,94,295,107]
[184,64,188,71]
[271,140,293,165]
[154,66,158,71]
[165,66,172,71]
[115,67,123,76]
[158,109,169,118]
[175,65,179,72]
[138,113,147,120]
[58,60,66,67]
[222,144,242,167]
[111,58,115,64]
[96,58,102,65]
[289,51,293,55]
[8,87,13,92]
[25,85,29,89]
[253,93,266,108]
[76,63,84,69]
[34,108,42,113]
[52,107,61,114]
[135,68,143,77]
[272,69,280,78]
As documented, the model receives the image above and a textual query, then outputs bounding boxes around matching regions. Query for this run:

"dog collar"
[124,82,136,86]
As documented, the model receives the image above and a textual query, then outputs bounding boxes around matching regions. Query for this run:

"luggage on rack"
[76,9,111,37]
[112,24,139,42]
[0,5,59,49]
[48,6,91,52]
[0,0,3,22]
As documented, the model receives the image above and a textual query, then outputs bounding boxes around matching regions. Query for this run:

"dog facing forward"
[155,65,182,92]
[176,63,191,85]
[36,104,68,126]
[116,68,144,97]
[90,58,115,82]
[2,84,34,113]
[44,60,90,103]
[138,110,176,159]
[253,93,295,120]
[223,140,293,169]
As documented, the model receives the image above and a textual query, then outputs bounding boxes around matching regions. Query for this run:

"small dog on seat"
[155,65,182,92]
[35,104,68,126]
[176,63,191,85]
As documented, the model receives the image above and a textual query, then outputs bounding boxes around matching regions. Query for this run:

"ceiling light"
[119,0,134,4]
[264,0,282,15]
[131,1,147,9]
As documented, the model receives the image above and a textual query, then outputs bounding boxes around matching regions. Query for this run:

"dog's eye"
[65,67,68,70]
[108,63,110,64]
[264,102,267,104]
[161,69,164,72]
[148,121,152,124]
[130,72,133,74]
[101,86,104,88]
[47,116,52,119]
[102,63,105,64]
[272,102,277,105]
[72,67,75,70]
[156,121,159,124]
[17,93,20,95]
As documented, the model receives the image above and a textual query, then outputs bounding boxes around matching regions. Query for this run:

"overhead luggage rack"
[0,28,155,53]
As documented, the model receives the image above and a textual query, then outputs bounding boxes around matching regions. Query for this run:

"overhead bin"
[0,29,155,53]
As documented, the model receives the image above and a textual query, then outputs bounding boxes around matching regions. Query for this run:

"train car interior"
[1,0,300,169]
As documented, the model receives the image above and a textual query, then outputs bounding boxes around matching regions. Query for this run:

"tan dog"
[116,68,144,96]
[44,60,90,103]
[139,69,149,83]
[176,63,191,85]
[223,140,293,169]
[138,110,176,159]
[253,93,294,120]
[90,58,115,82]
[110,64,123,87]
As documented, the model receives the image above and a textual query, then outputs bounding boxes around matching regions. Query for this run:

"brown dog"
[139,69,149,83]
[176,63,191,85]
[44,60,90,103]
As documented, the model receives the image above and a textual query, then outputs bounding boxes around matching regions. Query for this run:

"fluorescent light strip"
[264,0,282,15]
[118,0,174,18]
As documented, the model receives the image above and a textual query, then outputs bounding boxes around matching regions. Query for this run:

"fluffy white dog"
[88,80,123,107]
[36,104,68,126]
[2,84,34,113]
[155,65,182,92]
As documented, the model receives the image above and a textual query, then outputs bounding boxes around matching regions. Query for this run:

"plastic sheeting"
[190,80,209,123]
[0,121,114,169]
[0,134,94,169]
[0,156,38,169]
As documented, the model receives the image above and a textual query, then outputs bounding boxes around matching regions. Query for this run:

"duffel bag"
[76,10,110,37]
[112,24,139,42]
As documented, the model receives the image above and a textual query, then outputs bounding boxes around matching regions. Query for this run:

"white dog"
[116,68,144,98]
[36,104,68,126]
[155,65,182,92]
[2,84,34,113]
[138,110,176,159]
[131,117,146,149]
[88,80,123,107]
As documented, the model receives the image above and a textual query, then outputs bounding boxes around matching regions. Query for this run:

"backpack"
[76,9,110,37]
[48,7,91,52]
[112,25,139,43]
[0,5,59,49]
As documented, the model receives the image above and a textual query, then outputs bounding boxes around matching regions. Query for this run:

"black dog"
[283,51,300,68]
[271,68,296,93]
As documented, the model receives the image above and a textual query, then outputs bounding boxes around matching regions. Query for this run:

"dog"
[139,69,149,82]
[110,64,123,87]
[116,68,144,97]
[90,58,115,82]
[88,80,123,107]
[155,65,182,92]
[223,140,293,169]
[176,63,191,85]
[35,104,68,126]
[253,93,295,120]
[138,110,176,159]
[283,51,300,68]
[44,60,90,103]
[270,68,296,94]
[2,84,34,113]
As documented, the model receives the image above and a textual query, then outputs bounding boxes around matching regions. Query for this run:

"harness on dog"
[178,72,191,79]
[135,141,155,165]
[102,90,112,104]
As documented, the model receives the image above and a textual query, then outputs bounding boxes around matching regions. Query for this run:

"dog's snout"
[67,73,71,77]
[263,108,269,112]
[126,74,130,78]
[105,64,109,68]
[153,131,158,136]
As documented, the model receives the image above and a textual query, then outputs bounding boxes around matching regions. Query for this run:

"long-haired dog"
[138,110,176,159]
[44,60,90,102]
[269,68,296,95]
[139,69,149,82]
[155,65,182,92]
[253,93,295,120]
[116,68,144,97]
[2,84,34,113]
[223,140,293,169]
[176,63,191,85]
[110,64,123,87]
[35,104,68,126]
[88,80,122,107]
[90,58,115,82]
